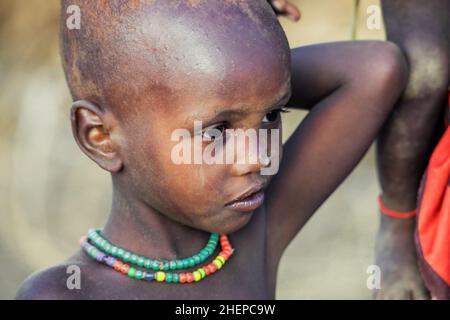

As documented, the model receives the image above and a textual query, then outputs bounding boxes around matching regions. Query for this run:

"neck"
[101,184,211,260]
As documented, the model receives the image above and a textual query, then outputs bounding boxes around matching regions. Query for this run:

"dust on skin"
[403,38,448,100]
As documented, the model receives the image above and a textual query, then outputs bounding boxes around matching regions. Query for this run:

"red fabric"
[416,92,450,294]
[415,91,450,299]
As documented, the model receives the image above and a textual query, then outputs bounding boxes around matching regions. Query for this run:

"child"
[16,0,407,299]
[375,0,449,300]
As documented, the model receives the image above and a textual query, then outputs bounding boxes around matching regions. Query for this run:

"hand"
[269,0,301,21]
[374,215,430,299]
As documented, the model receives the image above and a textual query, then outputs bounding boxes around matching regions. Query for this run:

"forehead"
[108,0,290,117]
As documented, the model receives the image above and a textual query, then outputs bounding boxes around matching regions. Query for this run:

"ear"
[70,100,123,173]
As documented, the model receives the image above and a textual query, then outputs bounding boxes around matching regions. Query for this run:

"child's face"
[103,3,291,234]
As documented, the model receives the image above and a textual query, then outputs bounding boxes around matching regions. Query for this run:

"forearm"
[266,41,408,252]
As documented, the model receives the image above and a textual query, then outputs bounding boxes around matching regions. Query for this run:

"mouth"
[225,184,266,212]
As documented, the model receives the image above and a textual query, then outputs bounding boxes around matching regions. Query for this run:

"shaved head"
[60,0,290,114]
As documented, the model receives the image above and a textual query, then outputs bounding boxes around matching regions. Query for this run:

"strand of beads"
[80,234,234,284]
[87,228,219,271]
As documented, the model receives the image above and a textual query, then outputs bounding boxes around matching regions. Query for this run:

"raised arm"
[265,41,408,260]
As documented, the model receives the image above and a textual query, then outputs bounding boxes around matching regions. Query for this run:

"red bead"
[179,273,187,283]
[219,252,230,260]
[113,261,123,271]
[186,273,194,283]
[203,266,211,276]
[120,264,130,274]
[208,263,217,273]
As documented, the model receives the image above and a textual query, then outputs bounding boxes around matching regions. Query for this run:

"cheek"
[144,136,230,212]
[169,162,229,210]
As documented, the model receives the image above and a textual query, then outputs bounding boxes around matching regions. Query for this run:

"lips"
[225,184,266,212]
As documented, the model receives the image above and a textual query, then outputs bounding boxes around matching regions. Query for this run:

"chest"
[85,207,275,299]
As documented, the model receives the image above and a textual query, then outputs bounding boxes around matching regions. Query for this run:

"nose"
[230,144,272,177]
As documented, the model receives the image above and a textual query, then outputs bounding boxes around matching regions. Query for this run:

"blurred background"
[0,0,386,299]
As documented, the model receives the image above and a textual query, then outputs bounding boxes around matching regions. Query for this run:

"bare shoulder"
[15,252,95,300]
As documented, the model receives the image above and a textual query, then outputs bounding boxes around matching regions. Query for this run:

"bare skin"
[375,0,449,300]
[16,0,407,299]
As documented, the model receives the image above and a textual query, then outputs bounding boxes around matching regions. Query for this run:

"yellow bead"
[193,271,202,282]
[216,256,225,265]
[213,259,223,269]
[198,268,206,279]
[155,271,166,282]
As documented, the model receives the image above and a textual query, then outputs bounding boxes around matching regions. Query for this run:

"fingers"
[271,0,301,21]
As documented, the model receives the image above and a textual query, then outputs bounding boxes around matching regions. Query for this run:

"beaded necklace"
[80,229,234,284]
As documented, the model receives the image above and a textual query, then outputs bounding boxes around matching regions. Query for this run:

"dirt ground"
[0,0,386,299]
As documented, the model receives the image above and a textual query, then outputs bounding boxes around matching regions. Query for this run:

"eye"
[202,123,227,141]
[262,107,289,123]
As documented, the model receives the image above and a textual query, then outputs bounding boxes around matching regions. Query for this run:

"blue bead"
[106,257,116,267]
[144,273,155,282]
[95,252,105,262]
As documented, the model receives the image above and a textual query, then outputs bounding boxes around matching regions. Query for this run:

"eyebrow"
[185,89,292,127]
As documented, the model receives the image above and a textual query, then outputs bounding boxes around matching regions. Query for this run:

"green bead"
[165,273,173,283]
[182,260,189,268]
[123,252,131,262]
[193,255,200,264]
[130,254,138,264]
[172,274,179,283]
[169,261,177,270]
[110,247,118,256]
[188,258,195,267]
[137,257,145,267]
[193,271,201,282]
[144,259,152,269]
[117,248,124,258]
[152,261,160,271]
[176,260,184,269]
[127,267,136,278]
[162,261,169,271]
[200,249,209,257]
[135,270,143,280]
